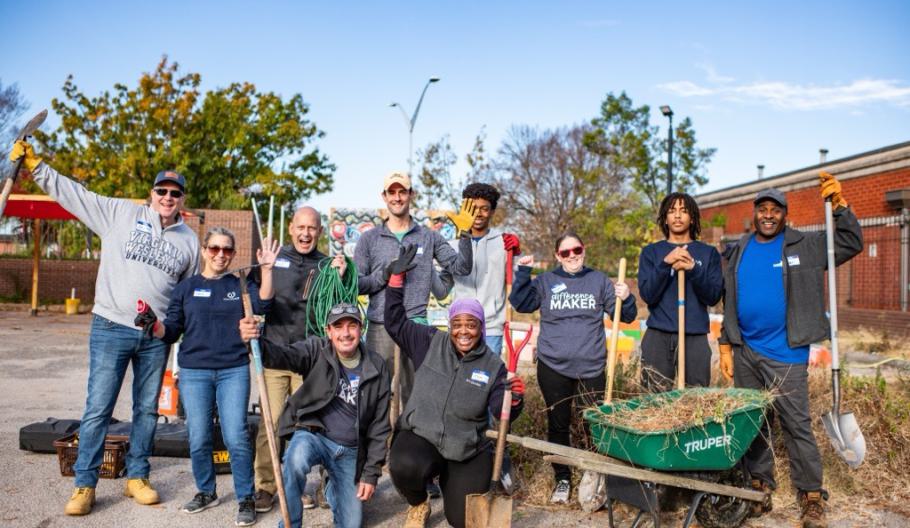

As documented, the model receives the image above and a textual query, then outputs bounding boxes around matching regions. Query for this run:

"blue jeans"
[485,335,504,355]
[179,365,254,500]
[74,315,169,487]
[281,430,360,528]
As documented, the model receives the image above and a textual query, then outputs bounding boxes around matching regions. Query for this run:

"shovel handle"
[605,258,627,404]
[491,373,513,484]
[677,269,686,390]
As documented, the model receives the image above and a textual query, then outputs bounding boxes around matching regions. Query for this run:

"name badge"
[551,283,567,294]
[470,369,490,385]
[193,288,212,298]
[787,255,801,267]
[135,220,152,234]
[349,375,360,391]
[416,246,425,255]
[274,258,291,269]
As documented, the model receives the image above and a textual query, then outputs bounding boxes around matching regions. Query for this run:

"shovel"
[820,197,866,468]
[604,258,627,403]
[1,109,48,217]
[677,269,686,390]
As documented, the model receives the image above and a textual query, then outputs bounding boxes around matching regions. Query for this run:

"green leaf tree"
[32,57,334,209]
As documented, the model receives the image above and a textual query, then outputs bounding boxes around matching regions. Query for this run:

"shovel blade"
[465,492,512,528]
[822,411,866,469]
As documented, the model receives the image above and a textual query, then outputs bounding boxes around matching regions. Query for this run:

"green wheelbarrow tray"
[583,388,770,471]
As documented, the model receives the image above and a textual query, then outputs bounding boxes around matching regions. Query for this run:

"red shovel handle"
[504,321,532,374]
[136,299,149,314]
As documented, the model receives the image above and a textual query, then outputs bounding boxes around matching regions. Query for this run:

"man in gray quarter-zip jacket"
[354,171,472,410]
[10,141,199,516]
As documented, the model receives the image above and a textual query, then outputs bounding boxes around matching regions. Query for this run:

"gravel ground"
[0,310,906,527]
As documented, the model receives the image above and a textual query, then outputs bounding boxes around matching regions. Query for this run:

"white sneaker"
[578,471,607,512]
[550,479,571,504]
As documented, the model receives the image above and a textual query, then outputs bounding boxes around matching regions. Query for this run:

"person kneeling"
[239,303,390,528]
[382,245,526,528]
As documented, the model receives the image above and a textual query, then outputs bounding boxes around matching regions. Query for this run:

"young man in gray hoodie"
[10,141,200,516]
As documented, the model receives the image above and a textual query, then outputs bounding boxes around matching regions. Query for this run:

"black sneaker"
[181,492,219,514]
[236,497,257,526]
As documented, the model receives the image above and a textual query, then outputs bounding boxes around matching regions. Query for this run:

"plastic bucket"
[65,298,80,315]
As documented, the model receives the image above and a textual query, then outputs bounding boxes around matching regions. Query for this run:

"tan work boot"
[124,478,160,505]
[404,498,431,528]
[749,479,773,517]
[64,487,96,515]
[798,490,828,528]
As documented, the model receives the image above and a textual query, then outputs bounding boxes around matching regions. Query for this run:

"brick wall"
[0,209,255,304]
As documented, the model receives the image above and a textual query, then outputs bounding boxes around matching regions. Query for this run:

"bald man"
[251,206,345,512]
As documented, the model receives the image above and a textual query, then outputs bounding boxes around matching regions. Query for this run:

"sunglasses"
[206,245,235,257]
[153,188,185,199]
[330,303,359,316]
[557,245,584,258]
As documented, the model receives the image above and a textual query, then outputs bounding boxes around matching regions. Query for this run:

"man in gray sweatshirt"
[10,141,200,516]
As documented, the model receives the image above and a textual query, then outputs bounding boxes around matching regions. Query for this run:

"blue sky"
[2,0,907,213]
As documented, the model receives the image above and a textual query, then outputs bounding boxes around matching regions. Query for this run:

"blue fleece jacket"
[637,240,723,334]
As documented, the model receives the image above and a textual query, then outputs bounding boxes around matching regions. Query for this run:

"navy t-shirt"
[736,234,810,363]
[317,359,362,447]
[162,274,271,369]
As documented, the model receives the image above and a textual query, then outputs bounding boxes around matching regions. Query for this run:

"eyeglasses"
[153,188,185,199]
[330,304,359,316]
[557,245,584,258]
[206,245,235,257]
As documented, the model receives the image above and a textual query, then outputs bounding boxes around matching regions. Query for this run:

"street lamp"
[390,77,440,175]
[660,105,674,196]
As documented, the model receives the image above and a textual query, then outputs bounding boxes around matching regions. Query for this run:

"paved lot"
[1,311,906,527]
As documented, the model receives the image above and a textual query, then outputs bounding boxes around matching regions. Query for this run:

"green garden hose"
[305,256,361,337]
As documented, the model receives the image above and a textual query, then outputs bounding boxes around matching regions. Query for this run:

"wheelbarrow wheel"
[693,469,751,528]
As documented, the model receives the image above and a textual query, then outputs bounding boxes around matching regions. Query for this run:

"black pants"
[640,328,711,392]
[734,343,823,491]
[389,429,493,528]
[536,360,605,483]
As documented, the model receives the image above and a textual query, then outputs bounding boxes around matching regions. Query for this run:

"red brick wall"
[0,209,255,304]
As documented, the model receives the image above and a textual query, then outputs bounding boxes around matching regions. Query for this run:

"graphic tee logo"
[124,229,188,277]
[550,292,596,310]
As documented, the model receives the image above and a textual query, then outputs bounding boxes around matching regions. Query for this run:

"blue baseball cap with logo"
[154,170,186,191]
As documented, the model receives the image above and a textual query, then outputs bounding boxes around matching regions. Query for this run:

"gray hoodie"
[32,163,200,328]
[444,228,508,336]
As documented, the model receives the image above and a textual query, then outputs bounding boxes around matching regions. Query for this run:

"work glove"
[134,299,161,339]
[9,140,42,173]
[383,243,418,287]
[509,375,525,406]
[502,233,521,255]
[819,171,847,209]
[445,198,477,237]
[718,344,734,381]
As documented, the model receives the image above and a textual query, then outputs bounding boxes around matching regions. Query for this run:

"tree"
[585,91,715,209]
[413,134,458,210]
[0,79,30,153]
[495,124,648,272]
[31,57,334,209]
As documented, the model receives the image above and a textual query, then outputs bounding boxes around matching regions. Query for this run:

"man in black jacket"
[239,302,390,528]
[718,172,863,528]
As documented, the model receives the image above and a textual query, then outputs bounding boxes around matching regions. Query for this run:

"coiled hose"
[305,256,361,337]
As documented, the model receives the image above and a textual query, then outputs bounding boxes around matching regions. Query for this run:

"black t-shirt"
[317,359,362,447]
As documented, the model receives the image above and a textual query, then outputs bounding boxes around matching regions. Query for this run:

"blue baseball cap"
[154,170,186,191]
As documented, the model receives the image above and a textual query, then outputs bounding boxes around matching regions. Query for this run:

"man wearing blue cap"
[9,140,200,516]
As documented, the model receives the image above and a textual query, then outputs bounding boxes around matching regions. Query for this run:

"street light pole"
[661,105,674,196]
[390,77,440,175]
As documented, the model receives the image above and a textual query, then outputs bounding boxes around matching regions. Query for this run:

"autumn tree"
[31,57,334,209]
[414,128,494,211]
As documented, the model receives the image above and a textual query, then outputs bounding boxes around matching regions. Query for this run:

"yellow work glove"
[9,140,42,173]
[445,198,477,237]
[819,171,847,209]
[718,344,734,381]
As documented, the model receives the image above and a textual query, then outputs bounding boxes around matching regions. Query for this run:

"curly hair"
[462,182,501,211]
[657,192,702,240]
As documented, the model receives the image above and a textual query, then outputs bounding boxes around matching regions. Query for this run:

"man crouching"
[239,302,390,528]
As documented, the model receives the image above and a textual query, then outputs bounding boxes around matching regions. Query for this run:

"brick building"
[697,141,910,336]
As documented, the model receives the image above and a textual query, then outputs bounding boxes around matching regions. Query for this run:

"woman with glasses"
[509,231,637,506]
[138,227,279,526]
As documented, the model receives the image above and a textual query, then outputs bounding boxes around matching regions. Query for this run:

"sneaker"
[236,497,257,526]
[404,498,431,528]
[64,487,95,516]
[749,479,773,518]
[181,492,219,514]
[577,471,607,512]
[253,489,273,513]
[550,479,571,504]
[798,490,828,528]
[499,456,515,495]
[426,478,442,499]
[124,478,161,505]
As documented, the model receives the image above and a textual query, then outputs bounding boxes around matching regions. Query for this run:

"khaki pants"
[254,368,303,494]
